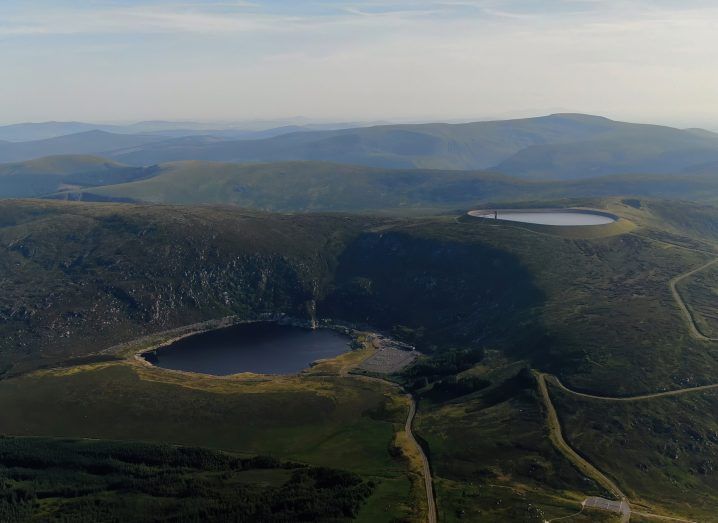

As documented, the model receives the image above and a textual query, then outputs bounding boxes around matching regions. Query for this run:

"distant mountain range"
[2,114,718,182]
[0,120,378,142]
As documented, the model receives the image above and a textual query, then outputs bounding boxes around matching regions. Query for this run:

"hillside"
[4,199,718,520]
[105,113,622,168]
[77,160,537,211]
[494,124,718,179]
[0,131,166,163]
[0,155,156,198]
[3,198,717,392]
[103,114,718,179]
[67,159,718,211]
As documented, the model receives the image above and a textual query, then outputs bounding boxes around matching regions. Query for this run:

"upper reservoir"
[468,209,615,226]
[145,322,350,376]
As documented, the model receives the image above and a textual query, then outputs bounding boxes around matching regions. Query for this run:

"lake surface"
[146,322,350,375]
[470,210,615,226]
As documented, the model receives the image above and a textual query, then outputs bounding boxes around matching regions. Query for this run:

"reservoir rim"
[467,207,620,226]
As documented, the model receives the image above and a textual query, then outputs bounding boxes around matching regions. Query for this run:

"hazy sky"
[1,0,718,127]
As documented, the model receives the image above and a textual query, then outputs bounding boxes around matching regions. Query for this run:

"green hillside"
[79,160,539,211]
[4,199,718,520]
[3,198,717,392]
[0,155,154,198]
[72,159,718,212]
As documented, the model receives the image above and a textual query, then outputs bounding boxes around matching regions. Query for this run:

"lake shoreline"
[134,316,361,377]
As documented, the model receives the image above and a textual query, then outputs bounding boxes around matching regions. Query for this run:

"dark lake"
[145,322,350,376]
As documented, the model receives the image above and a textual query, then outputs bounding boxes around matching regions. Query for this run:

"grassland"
[61,159,718,211]
[414,363,603,521]
[550,383,718,521]
[0,359,420,521]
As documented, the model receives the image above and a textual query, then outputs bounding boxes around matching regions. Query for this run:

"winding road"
[536,250,718,523]
[669,257,718,342]
[536,372,629,505]
[548,374,718,402]
[350,371,436,523]
[405,394,437,523]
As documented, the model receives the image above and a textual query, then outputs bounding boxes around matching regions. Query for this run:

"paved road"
[535,372,629,516]
[404,394,437,523]
[350,372,437,523]
[548,375,718,402]
[668,257,718,342]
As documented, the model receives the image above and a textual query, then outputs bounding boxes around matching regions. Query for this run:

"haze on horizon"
[2,0,718,129]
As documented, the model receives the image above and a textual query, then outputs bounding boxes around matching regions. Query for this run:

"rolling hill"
[59,159,718,211]
[494,124,718,179]
[106,113,620,169]
[0,131,167,163]
[101,114,718,180]
[0,155,156,198]
[5,114,718,183]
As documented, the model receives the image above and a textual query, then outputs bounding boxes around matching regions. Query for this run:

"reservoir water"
[145,322,350,376]
[469,210,615,226]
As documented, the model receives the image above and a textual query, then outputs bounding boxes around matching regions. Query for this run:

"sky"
[1,0,718,128]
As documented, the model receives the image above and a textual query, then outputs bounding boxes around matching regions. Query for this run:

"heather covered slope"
[3,198,718,395]
[0,201,370,375]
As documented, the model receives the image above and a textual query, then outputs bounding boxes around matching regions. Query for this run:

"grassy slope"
[0,361,416,522]
[0,155,152,198]
[83,160,536,211]
[322,201,718,395]
[415,367,604,522]
[551,384,718,521]
[73,159,718,211]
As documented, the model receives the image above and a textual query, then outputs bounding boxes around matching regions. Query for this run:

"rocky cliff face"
[0,202,366,375]
[0,201,549,376]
